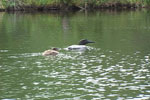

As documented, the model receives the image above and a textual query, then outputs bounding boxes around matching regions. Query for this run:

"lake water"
[0,9,150,100]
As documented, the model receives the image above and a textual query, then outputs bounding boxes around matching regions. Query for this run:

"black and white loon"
[65,39,95,51]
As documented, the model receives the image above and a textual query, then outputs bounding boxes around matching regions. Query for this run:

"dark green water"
[0,10,150,100]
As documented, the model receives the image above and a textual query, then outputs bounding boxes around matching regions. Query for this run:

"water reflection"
[0,10,150,100]
[1,47,150,100]
[2,48,149,99]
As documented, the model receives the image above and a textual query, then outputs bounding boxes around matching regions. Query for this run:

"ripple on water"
[1,48,150,100]
[0,50,9,53]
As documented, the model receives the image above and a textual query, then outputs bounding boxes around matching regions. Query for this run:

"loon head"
[52,47,59,51]
[79,39,95,45]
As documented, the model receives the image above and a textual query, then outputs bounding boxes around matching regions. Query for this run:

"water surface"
[0,10,150,100]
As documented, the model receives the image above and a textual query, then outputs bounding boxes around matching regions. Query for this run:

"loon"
[42,48,59,56]
[66,39,95,51]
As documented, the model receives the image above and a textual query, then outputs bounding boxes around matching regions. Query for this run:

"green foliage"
[1,0,150,10]
[145,0,150,5]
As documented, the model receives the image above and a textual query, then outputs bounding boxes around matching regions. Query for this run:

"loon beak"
[87,40,95,43]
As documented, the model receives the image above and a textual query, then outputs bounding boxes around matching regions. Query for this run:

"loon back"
[42,48,59,56]
[67,45,87,51]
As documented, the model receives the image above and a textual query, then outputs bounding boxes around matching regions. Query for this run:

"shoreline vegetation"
[0,0,150,11]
